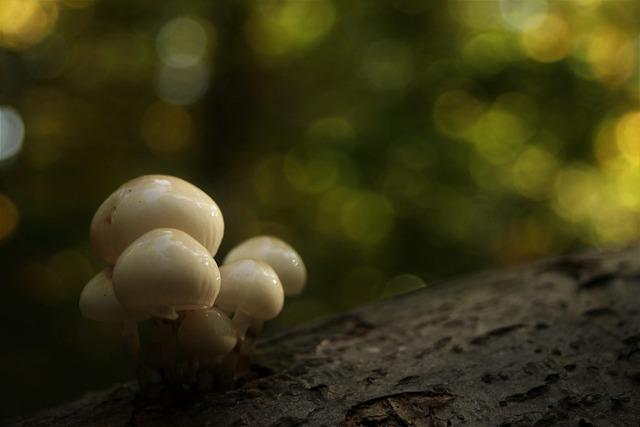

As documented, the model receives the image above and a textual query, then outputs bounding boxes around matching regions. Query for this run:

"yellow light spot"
[433,90,485,139]
[471,110,528,164]
[521,14,572,63]
[500,0,547,31]
[462,32,516,75]
[454,0,503,31]
[585,26,635,86]
[615,112,640,166]
[511,146,558,200]
[591,205,638,244]
[341,192,394,246]
[0,0,59,49]
[552,165,602,221]
[612,168,640,212]
[284,148,342,193]
[0,193,19,240]
[592,118,619,168]
[246,0,335,59]
[140,102,192,154]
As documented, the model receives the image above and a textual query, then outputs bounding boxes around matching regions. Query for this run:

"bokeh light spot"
[284,148,342,194]
[0,106,25,162]
[155,63,209,105]
[471,109,529,164]
[246,0,335,58]
[511,146,558,200]
[616,111,640,166]
[500,0,547,31]
[0,0,59,49]
[462,32,516,75]
[341,192,394,246]
[552,165,602,221]
[521,14,572,63]
[0,193,19,241]
[156,17,211,68]
[585,26,636,86]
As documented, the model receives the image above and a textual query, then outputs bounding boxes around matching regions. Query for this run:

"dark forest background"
[0,0,638,420]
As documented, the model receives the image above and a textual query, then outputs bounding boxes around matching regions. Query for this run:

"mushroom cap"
[113,228,221,320]
[79,269,149,322]
[91,175,224,264]
[223,236,306,296]
[178,308,237,358]
[217,259,284,321]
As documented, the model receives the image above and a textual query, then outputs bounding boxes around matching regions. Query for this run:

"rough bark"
[9,244,640,426]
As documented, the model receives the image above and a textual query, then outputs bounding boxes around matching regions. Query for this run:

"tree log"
[9,244,640,426]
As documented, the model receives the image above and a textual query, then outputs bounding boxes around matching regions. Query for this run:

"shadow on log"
[8,244,640,426]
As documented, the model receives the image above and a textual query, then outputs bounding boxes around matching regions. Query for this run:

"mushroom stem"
[156,319,178,381]
[232,311,253,339]
[236,319,263,374]
[217,351,238,389]
[122,320,144,384]
[123,320,141,362]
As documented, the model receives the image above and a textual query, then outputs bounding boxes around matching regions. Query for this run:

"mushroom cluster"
[79,175,306,390]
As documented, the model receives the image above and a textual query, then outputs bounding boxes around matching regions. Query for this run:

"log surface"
[9,244,640,426]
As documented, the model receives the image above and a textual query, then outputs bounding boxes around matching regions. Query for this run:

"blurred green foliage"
[0,0,638,420]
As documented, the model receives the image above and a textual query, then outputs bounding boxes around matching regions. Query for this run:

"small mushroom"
[223,236,306,296]
[178,308,238,390]
[79,269,149,369]
[178,308,237,365]
[91,175,224,264]
[113,228,221,321]
[216,259,284,338]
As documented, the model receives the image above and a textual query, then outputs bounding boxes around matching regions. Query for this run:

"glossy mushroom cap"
[223,236,306,296]
[113,228,221,320]
[91,175,224,264]
[217,259,284,321]
[178,308,237,359]
[79,269,149,322]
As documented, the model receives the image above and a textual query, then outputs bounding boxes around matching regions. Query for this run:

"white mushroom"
[79,268,149,368]
[223,236,306,296]
[216,259,284,338]
[80,269,147,323]
[177,308,238,389]
[91,175,224,264]
[113,228,221,321]
[178,308,237,361]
